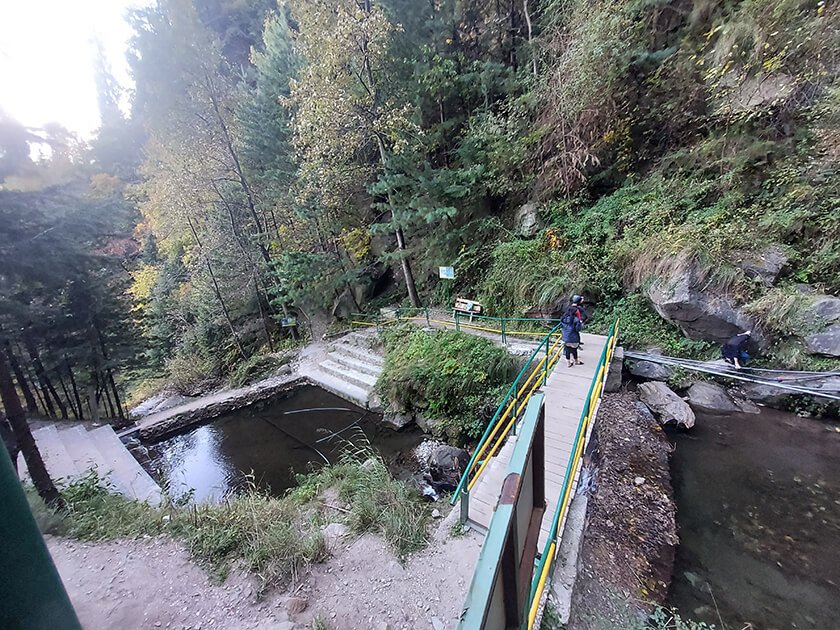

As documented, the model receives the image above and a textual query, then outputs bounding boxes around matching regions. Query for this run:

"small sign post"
[439,266,455,279]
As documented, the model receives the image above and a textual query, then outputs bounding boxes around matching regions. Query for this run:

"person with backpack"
[561,296,585,367]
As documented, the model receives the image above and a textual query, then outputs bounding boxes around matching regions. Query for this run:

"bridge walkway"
[466,332,608,548]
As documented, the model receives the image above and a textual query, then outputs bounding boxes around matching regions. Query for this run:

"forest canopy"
[1,0,838,412]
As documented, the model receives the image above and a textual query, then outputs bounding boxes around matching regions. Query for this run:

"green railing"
[526,318,620,628]
[450,323,565,518]
[350,308,565,343]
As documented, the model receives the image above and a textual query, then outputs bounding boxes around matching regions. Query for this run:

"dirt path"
[47,511,481,630]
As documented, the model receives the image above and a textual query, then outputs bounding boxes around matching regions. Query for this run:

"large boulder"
[430,445,469,474]
[686,382,742,414]
[626,358,674,381]
[638,381,696,429]
[805,324,840,357]
[514,202,544,238]
[648,265,766,349]
[732,245,787,286]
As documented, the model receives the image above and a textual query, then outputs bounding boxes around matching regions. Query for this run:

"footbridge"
[351,309,621,628]
[450,321,620,629]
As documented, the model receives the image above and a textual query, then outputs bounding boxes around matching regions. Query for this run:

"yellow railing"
[527,318,620,628]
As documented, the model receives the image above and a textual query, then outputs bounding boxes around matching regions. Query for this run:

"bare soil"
[566,391,678,630]
[47,509,481,630]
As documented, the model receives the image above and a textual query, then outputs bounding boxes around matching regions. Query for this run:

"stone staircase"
[300,332,385,410]
[18,424,162,505]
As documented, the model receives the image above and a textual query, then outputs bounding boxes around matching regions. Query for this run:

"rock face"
[514,202,543,238]
[686,382,741,414]
[805,323,840,357]
[626,357,674,381]
[812,295,840,322]
[733,245,787,285]
[648,265,765,348]
[638,381,696,429]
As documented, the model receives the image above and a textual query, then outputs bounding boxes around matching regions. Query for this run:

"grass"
[376,324,519,443]
[28,444,429,591]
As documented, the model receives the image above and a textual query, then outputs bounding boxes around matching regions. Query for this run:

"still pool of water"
[668,408,840,629]
[140,385,423,503]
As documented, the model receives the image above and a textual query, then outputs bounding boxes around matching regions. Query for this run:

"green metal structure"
[0,445,82,630]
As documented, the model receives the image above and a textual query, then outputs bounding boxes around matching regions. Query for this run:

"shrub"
[376,325,519,442]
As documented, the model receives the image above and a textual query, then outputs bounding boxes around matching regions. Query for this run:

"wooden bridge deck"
[466,332,608,548]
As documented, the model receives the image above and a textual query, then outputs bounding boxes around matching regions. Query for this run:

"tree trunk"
[23,334,67,419]
[0,353,65,509]
[4,340,38,413]
[106,369,124,420]
[356,7,422,309]
[87,379,100,424]
[102,379,116,419]
[56,371,78,419]
[66,358,85,421]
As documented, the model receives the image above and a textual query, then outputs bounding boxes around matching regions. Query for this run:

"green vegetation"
[227,351,294,388]
[376,326,519,442]
[2,0,837,407]
[29,448,428,590]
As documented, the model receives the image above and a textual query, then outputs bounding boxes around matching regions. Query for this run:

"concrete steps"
[17,423,162,505]
[320,359,379,389]
[302,333,385,410]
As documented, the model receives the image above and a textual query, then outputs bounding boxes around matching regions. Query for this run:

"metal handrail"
[450,322,564,505]
[526,319,620,628]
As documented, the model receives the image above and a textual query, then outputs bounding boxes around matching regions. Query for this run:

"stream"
[137,385,423,503]
[667,407,840,629]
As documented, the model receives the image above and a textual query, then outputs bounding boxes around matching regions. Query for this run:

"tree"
[290,0,423,307]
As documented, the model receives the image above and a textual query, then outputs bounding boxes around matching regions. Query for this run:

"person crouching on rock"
[561,297,584,367]
[722,330,751,369]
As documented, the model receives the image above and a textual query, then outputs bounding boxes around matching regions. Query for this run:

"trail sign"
[439,266,455,279]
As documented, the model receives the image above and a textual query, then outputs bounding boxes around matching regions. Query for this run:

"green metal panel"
[0,446,82,630]
[458,395,545,630]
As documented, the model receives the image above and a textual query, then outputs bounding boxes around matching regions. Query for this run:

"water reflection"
[143,385,422,503]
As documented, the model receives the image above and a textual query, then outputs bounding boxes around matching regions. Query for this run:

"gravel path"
[47,509,481,630]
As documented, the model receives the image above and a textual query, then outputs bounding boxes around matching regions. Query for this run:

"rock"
[634,477,646,486]
[805,323,840,357]
[605,346,624,392]
[514,202,543,238]
[414,412,439,434]
[383,402,414,429]
[647,264,766,348]
[811,295,840,323]
[739,382,790,406]
[733,245,787,285]
[331,288,356,321]
[286,597,308,615]
[321,523,348,552]
[430,445,469,473]
[632,401,657,426]
[431,618,445,630]
[626,358,674,382]
[735,397,761,414]
[376,624,391,630]
[431,508,442,519]
[638,381,696,429]
[686,382,741,414]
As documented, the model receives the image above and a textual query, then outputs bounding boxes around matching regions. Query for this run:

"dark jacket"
[561,306,583,344]
[722,333,750,360]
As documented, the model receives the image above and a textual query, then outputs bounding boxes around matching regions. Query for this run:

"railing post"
[501,318,507,344]
[544,335,549,385]
[460,489,470,524]
[512,389,518,436]
[455,311,460,332]
[425,307,430,328]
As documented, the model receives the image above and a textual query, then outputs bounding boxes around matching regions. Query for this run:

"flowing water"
[140,385,423,503]
[667,407,840,629]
